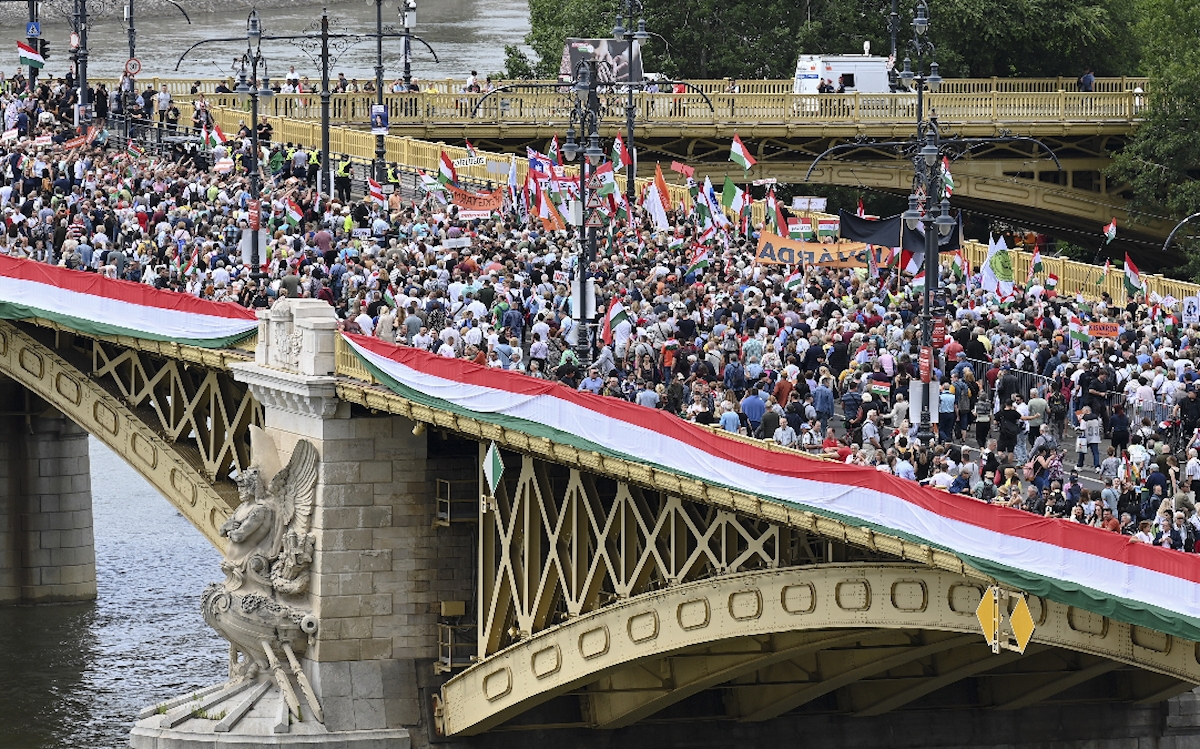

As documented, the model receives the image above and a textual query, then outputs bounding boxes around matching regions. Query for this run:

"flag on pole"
[1046,272,1059,289]
[1069,315,1089,354]
[438,151,457,185]
[856,198,866,218]
[720,177,745,214]
[817,218,839,238]
[1124,252,1143,296]
[980,235,1014,297]
[549,135,562,166]
[1104,218,1118,244]
[642,163,671,232]
[941,156,955,197]
[951,249,966,281]
[611,134,632,171]
[686,246,710,276]
[285,199,304,226]
[205,123,228,147]
[180,244,200,275]
[1027,247,1043,282]
[729,134,756,171]
[127,140,145,159]
[17,41,44,69]
[600,301,629,346]
[368,178,385,204]
[912,271,926,292]
[788,216,813,241]
[669,160,694,179]
[464,139,477,158]
[483,442,504,496]
[784,269,804,290]
[1098,259,1109,286]
[594,161,616,196]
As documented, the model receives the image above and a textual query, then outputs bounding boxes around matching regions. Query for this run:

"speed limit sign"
[124,57,142,76]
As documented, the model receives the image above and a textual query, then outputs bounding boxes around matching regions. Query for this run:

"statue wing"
[270,439,319,534]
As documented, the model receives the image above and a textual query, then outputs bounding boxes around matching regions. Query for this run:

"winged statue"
[201,427,325,722]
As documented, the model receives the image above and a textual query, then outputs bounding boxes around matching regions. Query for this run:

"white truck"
[793,54,892,94]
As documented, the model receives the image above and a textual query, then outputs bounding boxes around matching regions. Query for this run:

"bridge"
[120,73,1169,254]
[1,257,1199,748]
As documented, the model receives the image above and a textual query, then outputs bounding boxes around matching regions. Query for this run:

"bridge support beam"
[0,377,95,604]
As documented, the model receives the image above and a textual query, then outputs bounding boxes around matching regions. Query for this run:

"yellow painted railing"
[958,242,1199,301]
[95,76,1149,98]
[167,90,1143,128]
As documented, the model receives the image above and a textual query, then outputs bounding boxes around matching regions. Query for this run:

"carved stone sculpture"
[201,426,324,722]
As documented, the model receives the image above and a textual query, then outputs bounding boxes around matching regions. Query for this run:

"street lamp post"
[612,1,650,207]
[373,0,386,184]
[896,0,948,449]
[234,9,274,282]
[401,0,416,88]
[561,60,604,366]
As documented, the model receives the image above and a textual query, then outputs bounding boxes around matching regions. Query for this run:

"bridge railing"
[91,76,1149,98]
[177,90,1143,128]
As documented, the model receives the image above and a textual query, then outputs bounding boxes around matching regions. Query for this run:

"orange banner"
[1088,322,1119,338]
[754,230,870,267]
[446,184,504,212]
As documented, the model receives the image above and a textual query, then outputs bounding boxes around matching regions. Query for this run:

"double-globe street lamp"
[611,0,650,207]
[233,9,274,282]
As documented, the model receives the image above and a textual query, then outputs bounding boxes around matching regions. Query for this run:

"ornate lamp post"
[612,0,650,206]
[234,9,274,282]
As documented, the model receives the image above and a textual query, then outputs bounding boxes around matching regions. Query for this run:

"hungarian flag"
[720,177,745,214]
[686,246,710,276]
[285,199,303,227]
[127,140,145,159]
[912,271,925,291]
[438,151,457,185]
[1098,259,1109,286]
[548,135,562,166]
[729,134,756,171]
[1069,315,1089,355]
[206,123,228,147]
[179,244,200,275]
[1046,273,1059,289]
[1124,252,1142,296]
[593,161,616,196]
[856,198,866,218]
[17,41,43,69]
[941,156,954,197]
[788,216,813,241]
[784,270,804,290]
[1027,247,1043,282]
[600,301,629,346]
[368,178,385,204]
[464,139,477,158]
[611,134,632,171]
[951,249,966,281]
[817,218,839,238]
[1104,217,1118,244]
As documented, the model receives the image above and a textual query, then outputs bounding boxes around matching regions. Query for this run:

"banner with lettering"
[446,184,504,213]
[753,230,873,268]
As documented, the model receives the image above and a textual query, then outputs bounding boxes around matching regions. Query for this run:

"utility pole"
[373,0,386,184]
[74,0,90,129]
[126,0,135,62]
[321,9,331,200]
[26,0,38,91]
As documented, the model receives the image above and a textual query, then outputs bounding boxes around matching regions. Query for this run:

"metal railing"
[148,90,1145,129]
[89,75,1150,98]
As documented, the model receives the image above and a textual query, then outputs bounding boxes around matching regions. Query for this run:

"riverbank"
[0,0,321,22]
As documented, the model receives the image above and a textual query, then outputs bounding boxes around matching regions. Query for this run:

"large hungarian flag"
[729,134,755,171]
[17,41,43,69]
[600,301,629,345]
[593,161,616,196]
[438,151,457,185]
[285,199,304,227]
[1124,253,1142,296]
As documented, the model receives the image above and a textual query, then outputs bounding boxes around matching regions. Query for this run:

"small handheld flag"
[729,134,756,171]
[1103,218,1117,244]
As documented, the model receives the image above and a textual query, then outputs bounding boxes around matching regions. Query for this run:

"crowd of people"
[2,71,1199,556]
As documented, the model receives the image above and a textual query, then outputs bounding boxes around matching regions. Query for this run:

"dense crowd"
[3,73,1200,556]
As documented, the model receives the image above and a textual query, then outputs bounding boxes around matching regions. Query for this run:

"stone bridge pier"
[0,375,95,605]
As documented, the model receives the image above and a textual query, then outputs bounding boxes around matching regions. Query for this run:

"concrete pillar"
[232,300,474,736]
[0,379,95,604]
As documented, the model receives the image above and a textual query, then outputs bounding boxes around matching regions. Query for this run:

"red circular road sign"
[124,57,142,76]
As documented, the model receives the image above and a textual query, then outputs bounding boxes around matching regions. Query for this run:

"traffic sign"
[1009,595,1035,654]
[70,32,80,49]
[585,208,606,228]
[124,58,142,76]
[26,22,40,38]
[976,586,1000,653]
[586,190,605,210]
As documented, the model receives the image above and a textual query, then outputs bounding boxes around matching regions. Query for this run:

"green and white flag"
[720,177,745,214]
[17,41,43,69]
[483,441,504,496]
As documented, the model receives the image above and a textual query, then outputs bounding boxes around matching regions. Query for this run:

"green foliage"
[1107,0,1200,277]
[501,45,537,81]
[523,0,1140,82]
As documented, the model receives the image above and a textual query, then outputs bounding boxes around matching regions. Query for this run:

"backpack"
[1048,391,1068,418]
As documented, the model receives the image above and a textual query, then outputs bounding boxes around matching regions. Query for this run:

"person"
[1078,67,1095,92]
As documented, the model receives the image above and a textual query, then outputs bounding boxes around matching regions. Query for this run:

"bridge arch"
[0,321,258,547]
[437,563,1200,735]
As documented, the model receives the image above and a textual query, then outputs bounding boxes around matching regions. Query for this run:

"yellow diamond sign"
[1010,594,1036,654]
[975,586,1000,653]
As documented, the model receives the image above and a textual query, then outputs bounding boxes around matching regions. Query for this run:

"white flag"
[980,235,1014,298]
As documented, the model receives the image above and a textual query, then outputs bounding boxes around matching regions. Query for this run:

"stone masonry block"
[359,549,393,572]
[340,617,375,640]
[362,594,393,616]
[361,637,393,660]
[353,418,396,440]
[349,660,384,698]
[318,483,376,507]
[320,461,361,485]
[308,660,352,698]
[353,698,386,731]
[359,507,393,528]
[359,461,394,484]
[313,507,363,530]
[315,594,366,618]
[313,638,362,662]
[322,529,375,550]
[314,550,365,574]
[337,573,376,596]
[321,439,377,463]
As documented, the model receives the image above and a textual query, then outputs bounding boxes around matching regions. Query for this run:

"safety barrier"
[91,76,1149,98]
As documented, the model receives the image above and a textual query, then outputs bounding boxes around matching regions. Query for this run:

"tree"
[501,45,537,80]
[1107,0,1200,275]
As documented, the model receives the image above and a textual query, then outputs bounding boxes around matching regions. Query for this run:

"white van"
[793,54,892,94]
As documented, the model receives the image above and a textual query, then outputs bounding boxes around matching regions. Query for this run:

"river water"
[25,0,529,83]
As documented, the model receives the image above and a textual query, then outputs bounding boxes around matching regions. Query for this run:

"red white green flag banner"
[0,256,258,347]
[343,332,1200,642]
